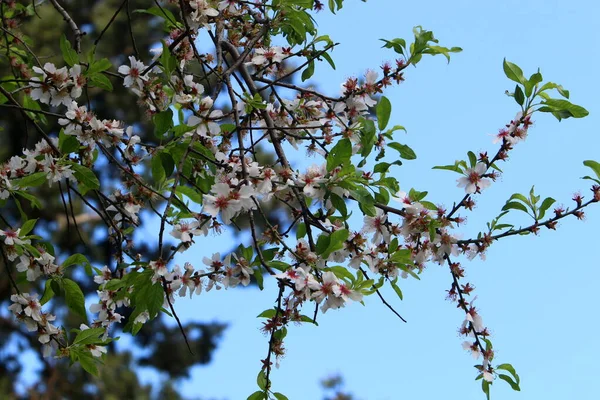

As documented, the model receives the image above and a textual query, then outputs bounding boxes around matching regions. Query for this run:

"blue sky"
[130,1,600,399]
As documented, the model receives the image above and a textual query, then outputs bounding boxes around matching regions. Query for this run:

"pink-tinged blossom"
[14,293,43,322]
[203,252,230,272]
[0,228,29,246]
[202,183,243,224]
[457,163,491,194]
[170,220,206,243]
[118,56,148,89]
[218,0,239,13]
[94,265,113,285]
[309,271,339,304]
[16,255,42,282]
[178,263,200,297]
[149,259,168,277]
[251,47,286,67]
[362,209,391,244]
[462,340,481,360]
[69,64,86,98]
[134,311,150,324]
[41,154,75,184]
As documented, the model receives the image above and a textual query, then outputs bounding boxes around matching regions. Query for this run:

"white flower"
[189,0,219,22]
[16,255,42,282]
[218,0,239,13]
[41,154,74,183]
[134,311,150,324]
[89,344,107,357]
[202,183,242,224]
[94,265,112,285]
[362,209,390,244]
[118,56,148,89]
[149,259,168,277]
[0,228,29,246]
[170,220,205,243]
[69,64,85,98]
[251,47,286,66]
[457,163,491,194]
[309,271,339,304]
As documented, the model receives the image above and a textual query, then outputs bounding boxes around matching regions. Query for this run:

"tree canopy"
[0,1,595,399]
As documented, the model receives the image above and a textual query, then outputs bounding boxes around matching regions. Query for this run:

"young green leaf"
[63,278,87,320]
[503,59,525,85]
[376,96,392,131]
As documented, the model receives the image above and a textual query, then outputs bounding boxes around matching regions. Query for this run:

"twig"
[48,0,83,52]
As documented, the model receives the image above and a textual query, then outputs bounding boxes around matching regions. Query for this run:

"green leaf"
[538,197,556,220]
[254,267,264,290]
[88,73,113,91]
[63,278,87,320]
[503,59,525,85]
[73,327,105,345]
[267,261,290,271]
[153,109,174,138]
[87,58,112,75]
[388,142,416,160]
[540,99,589,119]
[257,309,277,318]
[432,162,464,173]
[13,172,47,188]
[160,40,177,76]
[70,163,100,194]
[151,154,166,184]
[502,201,529,214]
[176,185,203,204]
[525,71,543,97]
[390,278,403,300]
[329,193,348,218]
[40,279,55,305]
[296,222,306,239]
[328,266,355,282]
[247,391,266,400]
[140,280,165,318]
[481,379,490,400]
[322,229,349,258]
[467,151,477,168]
[360,119,377,158]
[584,160,600,180]
[380,38,406,55]
[498,374,520,391]
[301,60,315,81]
[13,191,41,210]
[374,161,402,174]
[257,370,267,390]
[135,6,180,29]
[20,219,37,236]
[321,52,336,70]
[62,253,90,269]
[538,82,569,98]
[77,351,99,376]
[496,363,520,384]
[59,130,80,153]
[376,96,392,131]
[327,139,352,172]
[60,34,79,66]
[273,393,289,400]
[514,85,525,106]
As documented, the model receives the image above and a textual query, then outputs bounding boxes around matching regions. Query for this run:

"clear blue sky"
[130,1,600,399]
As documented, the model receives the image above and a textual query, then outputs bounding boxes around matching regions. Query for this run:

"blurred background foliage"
[0,1,226,398]
[1,0,293,398]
